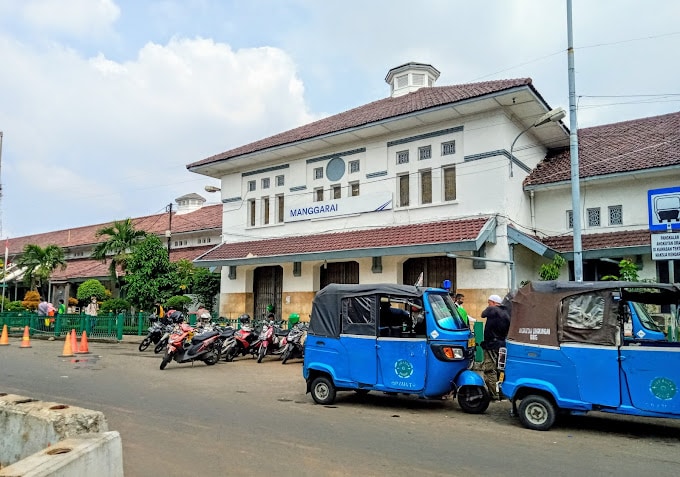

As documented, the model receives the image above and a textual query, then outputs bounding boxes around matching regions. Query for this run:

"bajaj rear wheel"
[457,386,491,414]
[517,395,555,431]
[310,376,336,405]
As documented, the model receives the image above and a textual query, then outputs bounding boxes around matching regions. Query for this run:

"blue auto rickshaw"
[303,283,490,413]
[501,281,680,430]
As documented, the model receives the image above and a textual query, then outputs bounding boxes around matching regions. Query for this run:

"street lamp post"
[509,107,566,177]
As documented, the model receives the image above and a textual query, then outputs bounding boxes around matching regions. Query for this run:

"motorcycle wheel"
[154,340,166,354]
[224,344,238,362]
[281,345,292,364]
[257,345,266,363]
[160,350,172,370]
[457,386,491,414]
[203,346,221,366]
[138,337,152,352]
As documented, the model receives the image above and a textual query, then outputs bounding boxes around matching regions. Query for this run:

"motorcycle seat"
[191,330,219,343]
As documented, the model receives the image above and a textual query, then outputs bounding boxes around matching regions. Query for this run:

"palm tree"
[92,218,147,283]
[15,244,67,292]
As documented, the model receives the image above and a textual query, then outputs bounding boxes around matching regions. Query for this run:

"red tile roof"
[188,79,535,168]
[197,217,491,261]
[49,245,217,280]
[525,111,680,187]
[7,205,222,256]
[541,230,651,252]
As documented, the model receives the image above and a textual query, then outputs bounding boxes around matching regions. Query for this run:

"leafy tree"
[76,279,107,303]
[92,218,147,284]
[124,235,180,311]
[539,255,566,281]
[191,267,221,312]
[14,244,67,293]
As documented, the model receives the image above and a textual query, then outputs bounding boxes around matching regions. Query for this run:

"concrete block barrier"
[0,393,113,473]
[0,431,123,477]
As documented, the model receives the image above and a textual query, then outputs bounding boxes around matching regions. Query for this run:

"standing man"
[453,293,469,326]
[480,294,510,401]
[84,296,99,331]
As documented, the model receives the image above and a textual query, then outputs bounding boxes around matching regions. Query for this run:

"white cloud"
[20,0,120,39]
[0,32,314,237]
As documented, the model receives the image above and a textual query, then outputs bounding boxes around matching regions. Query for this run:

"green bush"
[165,295,192,312]
[76,279,107,304]
[6,301,26,311]
[99,298,131,314]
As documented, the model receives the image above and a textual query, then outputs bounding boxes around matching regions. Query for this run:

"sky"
[0,0,678,239]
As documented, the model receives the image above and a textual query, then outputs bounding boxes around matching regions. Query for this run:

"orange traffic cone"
[76,330,90,354]
[19,326,32,348]
[59,332,74,357]
[0,324,9,346]
[70,329,79,354]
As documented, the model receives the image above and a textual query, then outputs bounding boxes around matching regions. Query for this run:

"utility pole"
[165,203,173,255]
[567,0,583,282]
[0,131,4,312]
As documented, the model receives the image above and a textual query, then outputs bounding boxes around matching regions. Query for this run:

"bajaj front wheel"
[518,395,556,431]
[281,345,292,364]
[257,345,266,363]
[457,386,491,414]
[310,376,336,405]
[154,340,166,354]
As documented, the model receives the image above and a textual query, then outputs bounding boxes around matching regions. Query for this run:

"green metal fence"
[0,312,283,341]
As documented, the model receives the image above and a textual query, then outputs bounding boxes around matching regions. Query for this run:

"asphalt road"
[2,338,680,477]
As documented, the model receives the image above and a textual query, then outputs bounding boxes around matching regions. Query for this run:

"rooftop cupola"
[175,193,206,215]
[385,62,440,98]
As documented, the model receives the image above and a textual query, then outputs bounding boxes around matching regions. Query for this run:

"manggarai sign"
[286,191,392,222]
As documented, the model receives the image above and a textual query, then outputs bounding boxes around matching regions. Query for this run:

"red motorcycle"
[222,314,260,362]
[255,318,287,363]
[159,321,222,370]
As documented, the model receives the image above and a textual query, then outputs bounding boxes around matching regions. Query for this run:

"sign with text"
[285,191,392,222]
[651,233,680,261]
[648,187,680,232]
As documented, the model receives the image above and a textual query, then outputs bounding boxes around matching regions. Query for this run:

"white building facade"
[188,63,570,319]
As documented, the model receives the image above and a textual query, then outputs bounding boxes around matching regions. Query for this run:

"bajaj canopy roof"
[309,283,425,338]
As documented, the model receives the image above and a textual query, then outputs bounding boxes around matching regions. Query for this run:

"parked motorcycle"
[159,322,222,370]
[153,323,176,354]
[280,322,308,364]
[223,314,260,362]
[139,318,164,352]
[255,319,287,363]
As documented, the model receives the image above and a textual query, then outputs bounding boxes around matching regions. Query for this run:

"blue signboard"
[648,187,680,231]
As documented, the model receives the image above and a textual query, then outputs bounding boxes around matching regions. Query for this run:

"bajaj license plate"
[467,337,475,348]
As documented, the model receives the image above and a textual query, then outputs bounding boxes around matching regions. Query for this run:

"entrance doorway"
[253,266,283,321]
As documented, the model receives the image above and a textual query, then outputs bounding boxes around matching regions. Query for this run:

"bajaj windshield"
[428,293,466,330]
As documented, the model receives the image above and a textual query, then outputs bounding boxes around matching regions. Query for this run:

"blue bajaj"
[303,283,490,413]
[501,281,680,431]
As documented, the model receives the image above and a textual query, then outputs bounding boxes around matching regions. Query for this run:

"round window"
[326,157,345,182]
